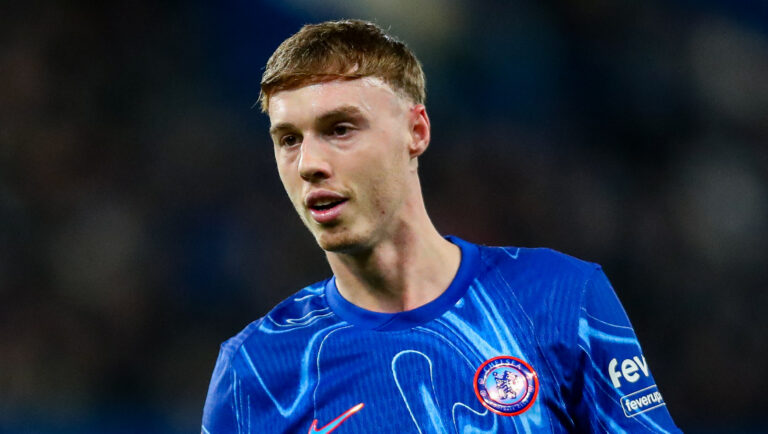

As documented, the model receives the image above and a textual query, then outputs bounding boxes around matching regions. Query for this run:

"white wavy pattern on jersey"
[391,350,500,433]
[397,279,550,433]
[451,402,497,434]
[411,327,496,433]
[232,370,251,434]
[266,308,334,328]
[312,325,354,422]
[239,322,348,419]
[263,287,334,331]
[294,291,324,302]
[581,307,634,331]
[441,279,547,432]
[501,247,521,260]
[392,350,448,433]
[577,317,673,434]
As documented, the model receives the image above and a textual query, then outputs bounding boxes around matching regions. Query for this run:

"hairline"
[265,75,417,118]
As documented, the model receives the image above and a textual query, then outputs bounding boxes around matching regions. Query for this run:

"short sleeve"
[201,345,237,434]
[571,267,682,433]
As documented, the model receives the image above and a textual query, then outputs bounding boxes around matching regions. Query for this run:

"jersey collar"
[324,236,480,331]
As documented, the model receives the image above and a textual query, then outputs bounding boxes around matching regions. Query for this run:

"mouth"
[306,195,349,224]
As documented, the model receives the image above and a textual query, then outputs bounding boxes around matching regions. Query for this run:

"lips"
[305,190,349,224]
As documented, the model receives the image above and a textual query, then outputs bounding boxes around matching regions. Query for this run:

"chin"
[314,228,370,254]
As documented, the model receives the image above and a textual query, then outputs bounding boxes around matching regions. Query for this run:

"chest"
[293,325,570,433]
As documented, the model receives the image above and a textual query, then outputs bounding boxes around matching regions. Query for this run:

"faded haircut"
[259,19,425,113]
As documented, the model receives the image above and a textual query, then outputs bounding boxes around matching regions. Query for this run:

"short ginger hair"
[259,19,426,113]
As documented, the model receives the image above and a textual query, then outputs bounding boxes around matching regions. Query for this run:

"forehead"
[267,77,406,126]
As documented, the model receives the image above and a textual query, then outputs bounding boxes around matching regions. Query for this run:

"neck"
[326,195,461,313]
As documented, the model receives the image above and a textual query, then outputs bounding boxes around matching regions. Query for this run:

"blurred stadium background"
[1,0,767,432]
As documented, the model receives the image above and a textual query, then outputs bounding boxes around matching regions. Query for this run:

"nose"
[298,135,332,183]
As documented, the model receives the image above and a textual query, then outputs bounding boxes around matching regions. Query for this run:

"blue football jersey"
[202,236,681,433]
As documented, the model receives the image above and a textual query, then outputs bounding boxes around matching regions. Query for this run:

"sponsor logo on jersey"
[308,403,364,434]
[620,385,666,417]
[473,356,538,416]
[608,355,650,388]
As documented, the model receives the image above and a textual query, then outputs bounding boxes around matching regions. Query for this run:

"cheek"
[276,161,301,202]
[366,180,387,213]
[361,153,408,214]
[275,163,289,191]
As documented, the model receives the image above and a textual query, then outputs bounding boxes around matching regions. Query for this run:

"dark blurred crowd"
[1,1,766,432]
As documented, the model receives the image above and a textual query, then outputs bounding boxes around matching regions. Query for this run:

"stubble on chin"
[313,225,374,255]
[314,229,355,253]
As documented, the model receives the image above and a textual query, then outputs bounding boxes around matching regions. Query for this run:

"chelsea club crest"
[473,356,539,416]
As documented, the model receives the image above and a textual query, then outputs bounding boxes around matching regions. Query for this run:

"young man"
[202,20,681,433]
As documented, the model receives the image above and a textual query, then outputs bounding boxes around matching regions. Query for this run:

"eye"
[333,125,348,136]
[279,134,300,147]
[331,123,354,138]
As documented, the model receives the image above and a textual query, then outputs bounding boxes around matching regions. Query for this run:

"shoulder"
[476,243,600,290]
[471,242,605,343]
[203,281,337,431]
[217,279,338,366]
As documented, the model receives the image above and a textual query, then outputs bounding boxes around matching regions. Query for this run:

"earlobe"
[408,105,431,158]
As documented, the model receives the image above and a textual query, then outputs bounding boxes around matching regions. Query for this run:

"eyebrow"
[269,105,368,136]
[316,105,366,125]
[269,122,295,136]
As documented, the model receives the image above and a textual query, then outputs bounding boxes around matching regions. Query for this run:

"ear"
[407,104,431,159]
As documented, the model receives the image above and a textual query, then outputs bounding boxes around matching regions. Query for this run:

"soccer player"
[202,20,681,433]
